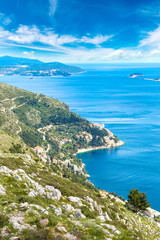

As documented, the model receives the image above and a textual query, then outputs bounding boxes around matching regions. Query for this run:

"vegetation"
[127,188,150,212]
[0,82,158,240]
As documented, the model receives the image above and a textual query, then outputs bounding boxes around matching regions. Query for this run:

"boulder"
[14,174,22,181]
[26,209,40,216]
[57,226,67,233]
[9,216,34,231]
[0,184,6,195]
[28,190,38,197]
[49,204,56,210]
[0,166,12,176]
[34,183,45,195]
[93,201,102,215]
[55,207,62,216]
[101,224,121,234]
[39,218,49,227]
[63,233,77,240]
[10,203,17,209]
[75,209,86,219]
[10,237,21,240]
[67,197,82,206]
[63,204,74,214]
[19,202,29,210]
[30,204,47,214]
[103,212,112,221]
[45,185,61,200]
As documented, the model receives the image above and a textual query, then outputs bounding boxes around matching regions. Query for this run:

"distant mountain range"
[0,56,84,77]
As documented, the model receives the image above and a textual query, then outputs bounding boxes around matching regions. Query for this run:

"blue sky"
[0,0,160,63]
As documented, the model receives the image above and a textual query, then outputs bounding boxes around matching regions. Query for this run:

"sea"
[1,63,160,211]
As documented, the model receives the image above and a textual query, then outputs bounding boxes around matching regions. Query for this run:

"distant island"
[145,77,160,82]
[0,56,84,77]
[128,73,144,78]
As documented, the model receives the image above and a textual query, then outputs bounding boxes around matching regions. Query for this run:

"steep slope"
[0,82,160,240]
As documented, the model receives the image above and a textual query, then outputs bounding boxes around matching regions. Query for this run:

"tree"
[127,188,150,212]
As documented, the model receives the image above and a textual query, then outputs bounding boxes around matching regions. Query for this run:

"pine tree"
[127,188,150,212]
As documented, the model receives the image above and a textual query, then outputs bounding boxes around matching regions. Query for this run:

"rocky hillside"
[0,82,160,240]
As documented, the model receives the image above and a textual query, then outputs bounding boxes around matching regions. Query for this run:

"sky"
[0,0,160,63]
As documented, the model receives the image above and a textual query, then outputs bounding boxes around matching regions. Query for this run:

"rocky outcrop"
[45,185,61,200]
[0,166,61,201]
[67,196,82,206]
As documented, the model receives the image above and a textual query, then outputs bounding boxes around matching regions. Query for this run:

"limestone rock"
[103,212,112,221]
[101,224,121,234]
[45,185,61,200]
[9,216,35,231]
[55,207,62,216]
[39,218,49,227]
[57,226,67,233]
[10,237,21,240]
[63,204,75,214]
[63,233,77,240]
[75,209,86,219]
[10,203,17,209]
[28,190,38,197]
[67,196,82,206]
[93,201,102,215]
[0,184,6,195]
[19,202,29,210]
[30,204,48,214]
[0,166,12,176]
[49,204,56,210]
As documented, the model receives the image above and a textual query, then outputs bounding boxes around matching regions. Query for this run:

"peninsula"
[0,56,84,77]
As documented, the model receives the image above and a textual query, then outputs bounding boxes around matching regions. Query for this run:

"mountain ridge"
[0,56,84,77]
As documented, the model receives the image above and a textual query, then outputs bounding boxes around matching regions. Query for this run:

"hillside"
[0,56,84,77]
[0,82,160,240]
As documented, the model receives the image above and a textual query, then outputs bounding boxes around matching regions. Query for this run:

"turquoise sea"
[1,64,160,211]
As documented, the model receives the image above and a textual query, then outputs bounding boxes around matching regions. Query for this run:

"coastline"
[77,141,160,221]
[77,140,125,154]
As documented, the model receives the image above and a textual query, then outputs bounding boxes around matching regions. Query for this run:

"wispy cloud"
[140,26,160,48]
[81,35,113,45]
[0,12,12,26]
[49,0,57,16]
[0,24,112,47]
[0,22,160,62]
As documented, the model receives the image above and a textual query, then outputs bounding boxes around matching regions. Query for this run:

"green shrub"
[9,143,24,153]
[0,213,8,228]
[80,206,98,219]
[22,229,49,240]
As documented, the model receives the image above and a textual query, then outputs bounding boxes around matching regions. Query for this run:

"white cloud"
[49,0,57,16]
[1,23,160,63]
[81,35,112,45]
[2,25,111,47]
[140,26,160,48]
[57,47,144,63]
[23,51,34,57]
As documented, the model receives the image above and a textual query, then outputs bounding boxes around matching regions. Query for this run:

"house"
[52,158,58,164]
[93,123,105,130]
[34,146,44,154]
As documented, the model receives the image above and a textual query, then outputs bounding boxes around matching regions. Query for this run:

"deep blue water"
[1,64,160,210]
